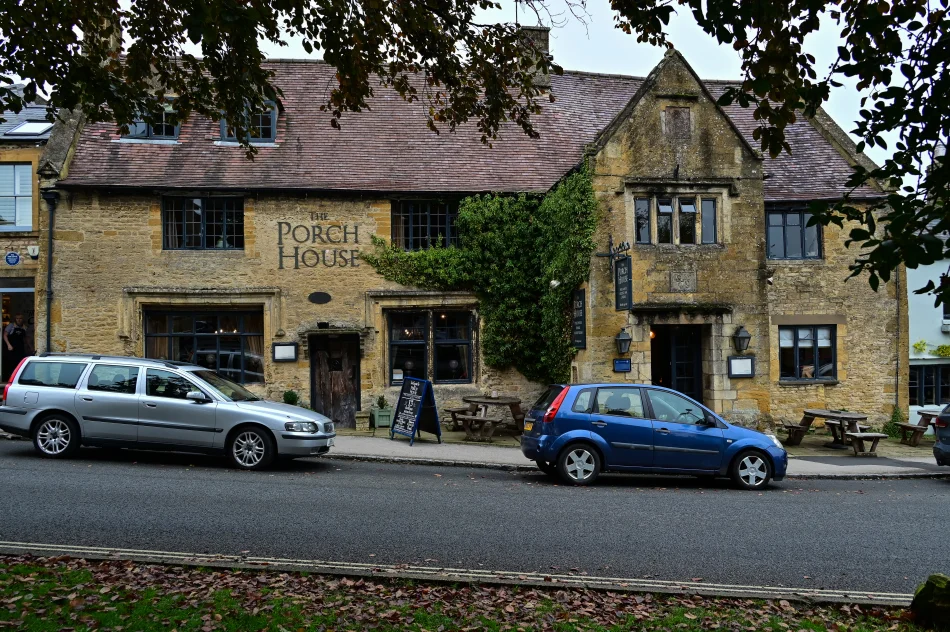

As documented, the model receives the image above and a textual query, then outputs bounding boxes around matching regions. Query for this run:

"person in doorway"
[3,314,30,381]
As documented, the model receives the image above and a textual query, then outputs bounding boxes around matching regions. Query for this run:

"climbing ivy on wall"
[363,169,597,384]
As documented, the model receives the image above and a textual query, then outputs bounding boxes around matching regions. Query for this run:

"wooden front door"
[310,334,360,428]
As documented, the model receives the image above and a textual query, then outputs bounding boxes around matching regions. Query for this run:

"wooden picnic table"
[898,409,942,447]
[459,395,525,442]
[782,408,870,449]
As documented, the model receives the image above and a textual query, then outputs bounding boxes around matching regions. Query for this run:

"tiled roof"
[60,59,882,201]
[0,104,54,141]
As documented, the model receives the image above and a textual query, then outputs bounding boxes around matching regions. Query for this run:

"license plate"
[523,422,534,432]
[328,438,335,447]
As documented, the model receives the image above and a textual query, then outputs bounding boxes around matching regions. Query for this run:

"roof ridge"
[560,69,646,81]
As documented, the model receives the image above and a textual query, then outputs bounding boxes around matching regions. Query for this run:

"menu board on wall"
[572,289,586,349]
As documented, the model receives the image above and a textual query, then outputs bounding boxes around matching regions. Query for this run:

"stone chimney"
[519,26,551,89]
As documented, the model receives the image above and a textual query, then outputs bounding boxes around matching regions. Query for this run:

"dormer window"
[123,102,180,140]
[220,101,277,143]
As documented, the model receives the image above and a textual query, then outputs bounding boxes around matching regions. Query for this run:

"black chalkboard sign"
[615,256,632,311]
[571,289,586,349]
[390,377,442,445]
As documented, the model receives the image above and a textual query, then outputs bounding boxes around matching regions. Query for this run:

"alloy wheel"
[565,448,595,481]
[36,419,72,456]
[738,455,767,487]
[233,431,266,468]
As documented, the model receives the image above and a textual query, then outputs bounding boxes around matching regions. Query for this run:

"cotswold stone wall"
[45,191,539,424]
[576,51,906,427]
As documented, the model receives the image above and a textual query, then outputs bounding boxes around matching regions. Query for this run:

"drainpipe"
[40,189,59,353]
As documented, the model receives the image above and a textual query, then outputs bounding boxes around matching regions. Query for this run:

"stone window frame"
[630,193,720,246]
[386,308,474,385]
[766,208,822,260]
[161,196,245,251]
[390,199,460,251]
[778,325,837,381]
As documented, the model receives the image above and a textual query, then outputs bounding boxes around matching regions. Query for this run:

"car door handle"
[591,421,607,427]
[655,428,670,434]
[143,402,157,408]
[81,396,93,402]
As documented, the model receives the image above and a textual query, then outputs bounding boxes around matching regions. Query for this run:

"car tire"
[730,450,772,490]
[535,460,557,476]
[227,426,276,471]
[556,444,601,486]
[32,415,81,459]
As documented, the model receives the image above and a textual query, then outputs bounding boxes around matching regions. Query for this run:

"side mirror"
[703,413,719,427]
[186,391,210,403]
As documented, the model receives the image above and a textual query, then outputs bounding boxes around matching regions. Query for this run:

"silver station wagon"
[0,354,336,470]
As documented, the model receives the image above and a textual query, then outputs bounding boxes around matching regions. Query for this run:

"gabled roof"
[0,104,54,141]
[59,58,883,202]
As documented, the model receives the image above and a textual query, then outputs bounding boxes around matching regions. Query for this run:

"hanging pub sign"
[615,256,633,311]
[390,377,443,445]
[571,289,586,349]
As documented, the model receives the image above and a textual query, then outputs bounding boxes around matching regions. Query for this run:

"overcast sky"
[255,1,888,168]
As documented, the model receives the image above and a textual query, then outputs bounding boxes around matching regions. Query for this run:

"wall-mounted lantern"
[615,327,633,355]
[732,326,752,353]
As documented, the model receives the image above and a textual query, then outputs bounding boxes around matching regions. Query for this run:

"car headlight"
[766,434,784,450]
[285,421,318,433]
[323,422,334,434]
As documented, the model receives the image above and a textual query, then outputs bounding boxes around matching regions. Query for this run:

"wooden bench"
[845,432,888,456]
[899,410,939,447]
[782,421,810,446]
[455,414,504,442]
[444,405,476,431]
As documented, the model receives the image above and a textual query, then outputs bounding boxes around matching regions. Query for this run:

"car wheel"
[557,444,601,486]
[535,460,557,476]
[32,415,80,459]
[228,426,275,470]
[730,451,772,490]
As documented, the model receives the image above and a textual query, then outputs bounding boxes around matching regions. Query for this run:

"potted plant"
[371,395,393,429]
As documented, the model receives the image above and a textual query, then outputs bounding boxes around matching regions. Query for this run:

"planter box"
[371,407,393,429]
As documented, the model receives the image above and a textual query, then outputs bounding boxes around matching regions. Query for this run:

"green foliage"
[364,170,597,384]
[376,395,389,410]
[882,407,906,439]
[282,390,300,406]
[911,340,950,358]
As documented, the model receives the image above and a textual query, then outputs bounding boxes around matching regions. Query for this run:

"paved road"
[1,441,947,595]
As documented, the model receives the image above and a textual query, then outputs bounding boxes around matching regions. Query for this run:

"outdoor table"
[898,409,941,446]
[460,394,525,441]
[783,409,869,449]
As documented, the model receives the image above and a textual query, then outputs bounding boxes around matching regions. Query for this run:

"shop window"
[909,364,950,407]
[388,310,473,384]
[144,310,264,384]
[391,201,459,250]
[767,210,821,259]
[779,325,836,380]
[221,102,277,143]
[631,195,717,245]
[943,301,950,321]
[123,102,179,140]
[162,197,244,250]
[0,163,33,231]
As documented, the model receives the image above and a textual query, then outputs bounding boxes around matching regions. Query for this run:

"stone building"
[37,34,906,428]
[0,100,54,381]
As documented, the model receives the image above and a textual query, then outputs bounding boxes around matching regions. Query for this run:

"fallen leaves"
[0,554,920,632]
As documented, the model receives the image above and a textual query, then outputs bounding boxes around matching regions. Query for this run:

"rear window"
[532,385,567,410]
[17,361,87,389]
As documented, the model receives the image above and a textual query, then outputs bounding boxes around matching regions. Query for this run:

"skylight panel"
[6,121,53,136]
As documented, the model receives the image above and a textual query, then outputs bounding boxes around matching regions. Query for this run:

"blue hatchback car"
[521,383,788,489]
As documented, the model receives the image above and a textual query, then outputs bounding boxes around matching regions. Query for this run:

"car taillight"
[936,417,949,428]
[542,387,569,423]
[2,357,28,404]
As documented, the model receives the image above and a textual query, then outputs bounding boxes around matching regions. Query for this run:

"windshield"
[190,370,261,402]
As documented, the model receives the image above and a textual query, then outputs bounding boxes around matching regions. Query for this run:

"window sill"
[778,378,839,386]
[214,140,278,148]
[637,243,723,248]
[0,229,38,237]
[161,248,246,254]
[113,138,180,145]
[767,258,824,265]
